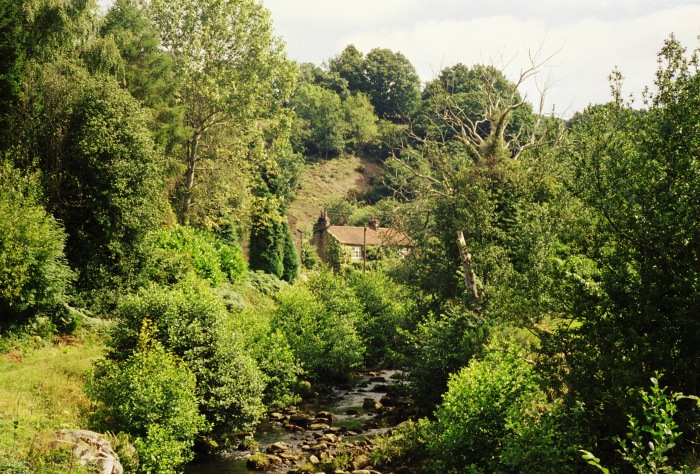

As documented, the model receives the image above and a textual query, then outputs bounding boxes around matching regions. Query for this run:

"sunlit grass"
[0,333,104,461]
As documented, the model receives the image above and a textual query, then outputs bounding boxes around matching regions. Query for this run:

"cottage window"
[351,246,362,260]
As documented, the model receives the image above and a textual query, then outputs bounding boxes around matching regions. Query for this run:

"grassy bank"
[0,332,104,468]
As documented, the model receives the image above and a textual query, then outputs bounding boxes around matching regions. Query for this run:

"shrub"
[396,308,489,413]
[301,240,321,270]
[583,375,699,474]
[86,320,208,473]
[325,237,350,272]
[149,226,246,286]
[231,308,302,408]
[273,271,364,381]
[426,340,539,473]
[109,278,266,434]
[346,270,412,366]
[0,161,74,329]
[281,224,299,282]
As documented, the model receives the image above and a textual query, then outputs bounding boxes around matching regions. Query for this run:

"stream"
[185,370,402,473]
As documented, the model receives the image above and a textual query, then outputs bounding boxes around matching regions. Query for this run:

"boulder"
[266,441,290,454]
[290,413,312,427]
[362,398,376,409]
[246,453,282,470]
[315,411,335,423]
[48,430,123,474]
[308,423,330,431]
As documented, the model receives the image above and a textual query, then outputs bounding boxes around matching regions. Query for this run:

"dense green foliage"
[424,341,583,473]
[149,225,247,286]
[0,162,73,327]
[86,321,208,473]
[2,0,700,469]
[273,271,364,381]
[108,279,268,434]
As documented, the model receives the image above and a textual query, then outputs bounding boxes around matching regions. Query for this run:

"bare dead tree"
[390,44,565,301]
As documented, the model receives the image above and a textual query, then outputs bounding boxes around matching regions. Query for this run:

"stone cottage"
[310,210,414,264]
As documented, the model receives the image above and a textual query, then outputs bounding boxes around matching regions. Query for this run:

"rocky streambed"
[185,370,414,474]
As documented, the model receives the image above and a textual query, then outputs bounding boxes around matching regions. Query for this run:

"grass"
[288,153,383,235]
[0,331,104,465]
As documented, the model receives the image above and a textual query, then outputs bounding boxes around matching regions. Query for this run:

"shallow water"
[185,370,400,473]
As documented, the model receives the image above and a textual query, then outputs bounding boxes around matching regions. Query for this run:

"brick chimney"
[312,210,331,263]
[368,215,379,230]
[316,209,331,231]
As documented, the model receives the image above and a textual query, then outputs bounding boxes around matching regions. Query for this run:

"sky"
[262,0,700,116]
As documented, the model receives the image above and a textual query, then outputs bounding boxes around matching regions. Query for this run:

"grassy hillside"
[288,153,383,234]
[0,333,104,464]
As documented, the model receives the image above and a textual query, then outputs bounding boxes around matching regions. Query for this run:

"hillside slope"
[288,153,382,234]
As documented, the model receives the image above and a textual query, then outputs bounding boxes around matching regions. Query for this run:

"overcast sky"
[263,0,700,116]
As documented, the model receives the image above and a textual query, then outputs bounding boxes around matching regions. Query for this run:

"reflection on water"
[184,458,249,474]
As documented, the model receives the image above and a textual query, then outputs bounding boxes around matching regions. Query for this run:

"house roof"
[327,226,414,247]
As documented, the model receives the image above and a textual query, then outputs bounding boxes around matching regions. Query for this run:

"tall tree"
[343,92,379,152]
[290,83,345,157]
[552,36,700,441]
[18,60,165,298]
[100,0,182,147]
[326,44,366,95]
[363,48,421,120]
[146,0,296,224]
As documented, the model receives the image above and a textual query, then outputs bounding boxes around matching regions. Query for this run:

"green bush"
[0,162,74,329]
[281,224,299,282]
[109,278,266,434]
[86,321,208,473]
[149,226,246,286]
[273,271,364,381]
[301,240,321,270]
[230,308,302,408]
[346,270,413,366]
[583,375,699,474]
[396,308,489,413]
[426,340,540,473]
[500,393,588,474]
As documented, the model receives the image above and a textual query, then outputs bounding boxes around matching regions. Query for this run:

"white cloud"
[268,1,700,115]
[99,0,700,115]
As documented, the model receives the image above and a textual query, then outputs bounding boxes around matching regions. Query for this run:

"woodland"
[1,0,700,473]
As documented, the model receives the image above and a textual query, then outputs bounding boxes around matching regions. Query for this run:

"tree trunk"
[456,230,479,300]
[181,133,199,224]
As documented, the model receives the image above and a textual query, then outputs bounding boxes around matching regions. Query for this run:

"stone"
[352,453,371,470]
[284,423,306,432]
[346,409,360,415]
[48,430,123,474]
[362,398,376,409]
[368,376,386,383]
[308,454,320,464]
[266,441,290,454]
[246,453,281,470]
[290,413,312,427]
[315,411,335,423]
[280,452,299,462]
[308,423,330,431]
[309,441,328,452]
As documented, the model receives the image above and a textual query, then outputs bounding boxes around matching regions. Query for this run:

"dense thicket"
[2,0,700,471]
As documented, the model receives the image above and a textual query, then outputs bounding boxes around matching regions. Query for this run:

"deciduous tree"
[146,0,296,223]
